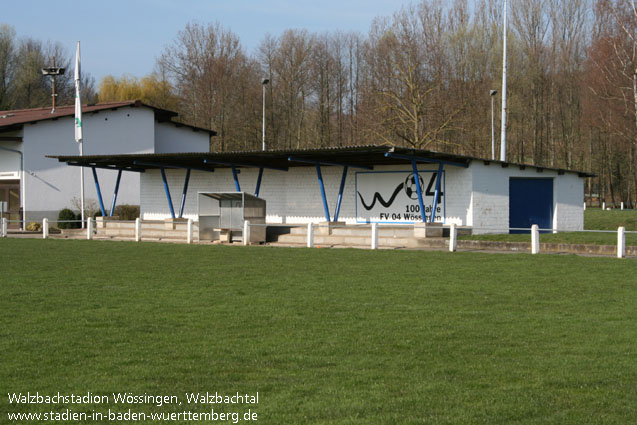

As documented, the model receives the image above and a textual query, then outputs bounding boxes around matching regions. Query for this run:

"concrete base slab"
[413,222,443,238]
[316,221,346,235]
[96,216,120,229]
[164,217,188,230]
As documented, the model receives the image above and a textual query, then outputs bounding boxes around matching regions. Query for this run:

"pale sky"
[3,0,412,83]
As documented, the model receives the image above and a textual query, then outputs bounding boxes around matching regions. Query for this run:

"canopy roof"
[47,144,595,177]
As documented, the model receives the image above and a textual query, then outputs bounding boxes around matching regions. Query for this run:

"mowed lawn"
[461,208,637,246]
[1,239,636,424]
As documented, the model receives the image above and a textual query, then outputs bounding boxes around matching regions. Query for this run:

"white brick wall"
[470,162,584,234]
[553,172,584,231]
[154,122,209,153]
[140,160,584,232]
[141,163,476,225]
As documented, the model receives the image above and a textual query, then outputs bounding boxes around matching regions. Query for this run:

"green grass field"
[584,208,637,231]
[1,239,636,424]
[461,209,637,245]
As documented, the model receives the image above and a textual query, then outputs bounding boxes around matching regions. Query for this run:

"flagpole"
[500,0,508,162]
[80,141,85,227]
[75,41,85,228]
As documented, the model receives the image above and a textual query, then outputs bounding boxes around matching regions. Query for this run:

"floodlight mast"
[41,57,66,113]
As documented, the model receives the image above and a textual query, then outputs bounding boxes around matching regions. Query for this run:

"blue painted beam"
[316,164,331,222]
[134,161,214,173]
[333,166,348,222]
[203,159,287,172]
[178,168,191,218]
[384,152,469,168]
[91,167,107,217]
[254,167,264,197]
[109,169,123,217]
[288,156,373,170]
[231,165,241,191]
[160,167,176,219]
[430,163,444,223]
[411,160,427,223]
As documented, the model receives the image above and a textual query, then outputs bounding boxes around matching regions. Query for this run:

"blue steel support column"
[333,166,348,222]
[178,168,191,218]
[430,163,444,223]
[231,165,241,191]
[109,169,122,217]
[254,167,264,197]
[315,163,331,222]
[411,160,426,223]
[91,167,107,217]
[160,167,176,219]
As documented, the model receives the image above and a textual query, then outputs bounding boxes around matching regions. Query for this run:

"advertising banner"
[355,170,445,223]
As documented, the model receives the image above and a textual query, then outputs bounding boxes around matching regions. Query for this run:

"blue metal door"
[509,178,553,233]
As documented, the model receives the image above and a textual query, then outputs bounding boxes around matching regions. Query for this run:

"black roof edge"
[45,145,596,177]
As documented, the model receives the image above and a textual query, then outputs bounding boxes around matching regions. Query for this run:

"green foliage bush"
[58,208,81,229]
[113,205,140,221]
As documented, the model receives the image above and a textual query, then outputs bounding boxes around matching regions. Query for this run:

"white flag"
[74,41,82,143]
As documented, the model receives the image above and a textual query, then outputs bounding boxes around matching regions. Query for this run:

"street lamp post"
[262,78,269,151]
[490,90,497,160]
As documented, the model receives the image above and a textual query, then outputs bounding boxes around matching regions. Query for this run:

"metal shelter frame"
[287,157,373,222]
[49,145,593,223]
[68,161,145,217]
[133,161,217,219]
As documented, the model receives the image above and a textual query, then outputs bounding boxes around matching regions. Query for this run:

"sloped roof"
[0,100,216,135]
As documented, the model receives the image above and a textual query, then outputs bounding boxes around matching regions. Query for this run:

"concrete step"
[285,224,432,238]
[288,225,412,236]
[274,233,433,248]
[98,222,199,231]
[97,228,188,238]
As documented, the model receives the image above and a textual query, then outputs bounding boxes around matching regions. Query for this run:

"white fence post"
[621,202,624,210]
[135,218,141,242]
[371,222,378,250]
[307,222,314,248]
[1,217,6,237]
[602,201,606,210]
[449,223,457,252]
[617,226,626,259]
[87,217,93,240]
[531,224,540,254]
[42,218,49,239]
[583,202,586,211]
[187,218,194,244]
[242,220,249,246]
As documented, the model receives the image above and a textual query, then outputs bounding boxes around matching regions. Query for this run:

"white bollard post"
[531,224,540,254]
[135,218,141,242]
[621,202,624,210]
[1,217,6,237]
[602,201,606,211]
[371,222,378,250]
[42,218,49,239]
[242,220,249,246]
[617,226,626,259]
[449,223,457,252]
[187,218,193,244]
[87,217,93,240]
[307,222,314,248]
[583,202,586,211]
